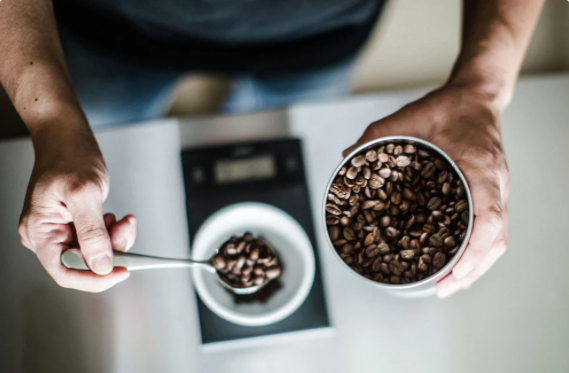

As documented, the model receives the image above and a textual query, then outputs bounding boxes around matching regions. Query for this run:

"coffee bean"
[393,145,403,156]
[437,170,448,184]
[343,227,355,241]
[418,257,429,272]
[417,149,430,158]
[442,182,451,196]
[378,153,389,163]
[364,232,375,246]
[366,245,381,257]
[434,158,447,170]
[400,235,410,250]
[456,199,468,212]
[389,260,404,275]
[366,150,378,162]
[368,174,384,189]
[362,200,380,209]
[362,166,372,180]
[346,166,359,179]
[391,192,402,205]
[400,249,415,260]
[386,143,395,154]
[444,236,457,248]
[331,184,351,199]
[404,144,416,154]
[427,196,442,210]
[396,155,411,167]
[372,257,383,272]
[385,227,399,240]
[351,155,367,168]
[461,211,469,224]
[340,216,351,226]
[377,188,388,201]
[421,162,436,178]
[379,168,391,179]
[429,234,443,247]
[433,252,446,268]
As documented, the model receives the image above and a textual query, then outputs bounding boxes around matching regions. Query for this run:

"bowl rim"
[192,202,316,326]
[322,136,474,290]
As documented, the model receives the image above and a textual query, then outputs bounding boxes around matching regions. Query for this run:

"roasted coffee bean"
[434,158,447,170]
[404,144,416,154]
[362,200,380,209]
[331,184,351,199]
[346,166,359,179]
[327,141,469,285]
[366,150,378,162]
[379,168,392,179]
[389,260,404,275]
[400,235,410,250]
[351,155,367,168]
[444,236,457,248]
[427,196,442,210]
[433,252,446,268]
[366,245,381,258]
[429,234,443,247]
[364,232,375,247]
[391,192,402,205]
[385,227,399,240]
[340,216,351,226]
[396,155,411,167]
[437,170,448,184]
[461,211,469,224]
[368,174,384,189]
[456,199,468,212]
[343,227,355,241]
[421,162,436,178]
[420,232,430,246]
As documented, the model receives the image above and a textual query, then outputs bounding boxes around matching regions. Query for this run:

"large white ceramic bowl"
[191,202,315,326]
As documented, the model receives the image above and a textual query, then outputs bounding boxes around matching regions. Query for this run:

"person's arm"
[346,0,545,297]
[0,0,136,292]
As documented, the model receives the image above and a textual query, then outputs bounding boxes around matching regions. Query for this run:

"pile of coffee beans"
[325,141,470,285]
[210,232,281,288]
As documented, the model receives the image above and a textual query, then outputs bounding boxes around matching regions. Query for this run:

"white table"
[1,74,568,373]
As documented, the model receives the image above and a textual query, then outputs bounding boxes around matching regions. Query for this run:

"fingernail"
[453,262,473,279]
[91,253,112,275]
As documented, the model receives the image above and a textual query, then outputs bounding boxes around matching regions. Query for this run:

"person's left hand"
[343,83,509,298]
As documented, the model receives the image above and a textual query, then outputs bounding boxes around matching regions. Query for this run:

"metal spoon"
[60,250,270,295]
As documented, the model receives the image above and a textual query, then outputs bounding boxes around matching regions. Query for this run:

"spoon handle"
[61,250,214,272]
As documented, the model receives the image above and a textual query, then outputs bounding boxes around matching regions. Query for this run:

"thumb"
[67,194,113,275]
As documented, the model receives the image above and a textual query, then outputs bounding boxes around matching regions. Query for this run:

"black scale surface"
[181,138,330,344]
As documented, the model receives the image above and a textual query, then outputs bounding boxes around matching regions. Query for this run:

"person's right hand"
[18,125,136,292]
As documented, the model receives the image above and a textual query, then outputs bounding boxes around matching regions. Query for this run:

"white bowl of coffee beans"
[192,202,315,326]
[323,137,473,297]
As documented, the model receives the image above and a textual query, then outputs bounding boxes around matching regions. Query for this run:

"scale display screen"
[214,155,276,184]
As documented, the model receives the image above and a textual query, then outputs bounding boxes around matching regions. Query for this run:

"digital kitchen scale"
[181,138,330,346]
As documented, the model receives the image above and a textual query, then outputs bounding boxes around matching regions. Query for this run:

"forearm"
[449,0,545,110]
[0,0,88,138]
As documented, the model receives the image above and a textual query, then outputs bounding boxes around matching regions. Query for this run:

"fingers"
[436,229,507,298]
[109,215,137,252]
[451,171,503,280]
[104,213,117,230]
[65,189,113,275]
[37,243,130,292]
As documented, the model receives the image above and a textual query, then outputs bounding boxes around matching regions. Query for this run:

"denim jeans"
[59,27,355,129]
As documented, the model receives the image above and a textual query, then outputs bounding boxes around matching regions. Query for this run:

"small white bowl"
[191,202,315,326]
